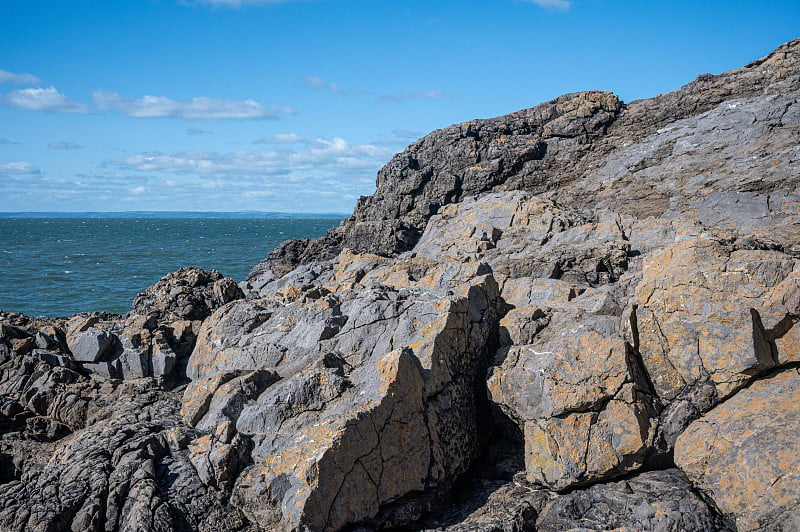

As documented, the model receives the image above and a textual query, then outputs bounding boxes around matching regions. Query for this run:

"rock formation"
[1,39,799,531]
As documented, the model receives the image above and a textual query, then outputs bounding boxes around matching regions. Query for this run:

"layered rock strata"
[1,39,799,531]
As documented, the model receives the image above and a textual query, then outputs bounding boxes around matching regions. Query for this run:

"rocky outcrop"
[132,267,244,323]
[255,38,800,278]
[534,468,733,532]
[188,254,502,530]
[2,39,800,531]
[675,367,800,531]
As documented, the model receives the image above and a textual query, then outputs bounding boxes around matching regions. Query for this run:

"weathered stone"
[633,237,796,419]
[233,347,430,531]
[224,264,501,530]
[188,421,249,490]
[132,266,243,322]
[536,469,732,531]
[419,480,549,531]
[675,368,800,530]
[194,369,278,431]
[151,341,177,377]
[67,329,116,362]
[489,315,655,490]
[181,370,244,426]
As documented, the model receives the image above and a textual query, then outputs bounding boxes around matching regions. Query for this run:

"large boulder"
[536,468,732,531]
[66,329,116,363]
[132,267,243,323]
[675,367,800,530]
[185,252,502,530]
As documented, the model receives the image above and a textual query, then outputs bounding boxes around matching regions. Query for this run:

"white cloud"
[47,141,83,150]
[129,186,146,194]
[0,70,41,86]
[0,161,41,175]
[1,86,90,113]
[187,128,214,136]
[252,133,306,144]
[92,90,294,120]
[109,137,392,180]
[524,0,571,10]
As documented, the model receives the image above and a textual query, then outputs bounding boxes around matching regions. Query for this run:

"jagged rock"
[132,267,244,322]
[0,393,253,532]
[410,191,654,490]
[420,479,549,531]
[675,367,800,530]
[189,256,503,530]
[67,329,116,362]
[629,236,800,452]
[634,237,796,401]
[267,40,800,275]
[192,369,279,431]
[488,322,655,490]
[181,370,245,427]
[535,469,732,531]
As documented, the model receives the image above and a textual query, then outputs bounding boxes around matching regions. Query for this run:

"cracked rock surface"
[1,39,800,531]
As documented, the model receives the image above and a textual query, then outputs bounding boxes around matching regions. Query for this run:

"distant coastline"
[0,211,348,219]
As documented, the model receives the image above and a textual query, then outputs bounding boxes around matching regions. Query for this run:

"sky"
[1,1,798,214]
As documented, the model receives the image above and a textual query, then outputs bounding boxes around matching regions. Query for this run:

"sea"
[0,215,343,318]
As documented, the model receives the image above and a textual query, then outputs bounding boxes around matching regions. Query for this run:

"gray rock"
[132,267,244,323]
[675,368,800,530]
[67,329,116,362]
[265,39,800,274]
[536,469,732,531]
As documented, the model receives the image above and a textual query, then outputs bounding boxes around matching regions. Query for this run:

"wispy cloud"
[47,141,83,150]
[0,161,41,175]
[109,137,391,180]
[187,128,214,136]
[1,87,90,113]
[0,137,20,145]
[92,90,294,120]
[375,89,454,104]
[301,75,453,103]
[252,132,305,144]
[1,84,295,121]
[300,76,350,95]
[190,0,300,6]
[371,128,423,147]
[15,136,389,211]
[393,129,422,139]
[524,0,571,10]
[0,70,41,86]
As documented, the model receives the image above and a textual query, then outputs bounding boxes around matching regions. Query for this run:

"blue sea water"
[0,217,341,318]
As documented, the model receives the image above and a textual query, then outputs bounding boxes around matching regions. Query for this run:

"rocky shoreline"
[1,39,799,531]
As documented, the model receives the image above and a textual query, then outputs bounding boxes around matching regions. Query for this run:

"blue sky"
[1,0,798,213]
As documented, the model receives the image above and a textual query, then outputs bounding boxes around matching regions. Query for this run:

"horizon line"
[0,210,350,218]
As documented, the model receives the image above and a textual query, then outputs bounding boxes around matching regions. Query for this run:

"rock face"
[2,39,800,531]
[675,367,800,531]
